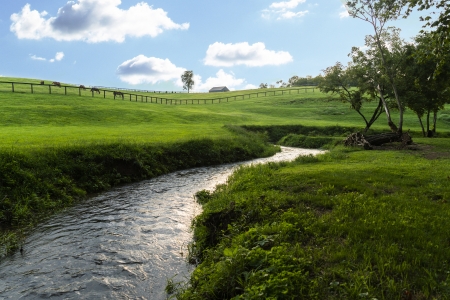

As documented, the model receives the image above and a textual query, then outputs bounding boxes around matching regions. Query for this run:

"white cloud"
[243,84,258,90]
[204,42,293,67]
[117,55,186,85]
[262,0,308,20]
[30,51,64,62]
[49,52,65,63]
[55,52,64,61]
[10,1,189,43]
[339,5,350,18]
[193,69,246,92]
[270,0,306,9]
[279,10,308,19]
[30,54,46,61]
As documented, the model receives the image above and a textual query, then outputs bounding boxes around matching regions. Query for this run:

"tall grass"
[175,141,450,299]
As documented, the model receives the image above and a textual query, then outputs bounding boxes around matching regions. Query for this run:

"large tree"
[345,0,407,133]
[181,70,195,93]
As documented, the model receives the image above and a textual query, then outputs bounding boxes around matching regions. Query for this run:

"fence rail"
[0,81,316,105]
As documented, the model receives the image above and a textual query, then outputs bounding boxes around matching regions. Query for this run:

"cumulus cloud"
[30,52,64,62]
[10,1,189,43]
[193,70,246,92]
[117,56,252,91]
[204,42,293,67]
[262,0,308,20]
[117,55,186,85]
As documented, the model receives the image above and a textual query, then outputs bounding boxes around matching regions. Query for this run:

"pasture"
[1,78,450,299]
[1,78,449,150]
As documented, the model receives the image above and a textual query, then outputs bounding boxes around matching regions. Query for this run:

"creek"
[0,147,324,299]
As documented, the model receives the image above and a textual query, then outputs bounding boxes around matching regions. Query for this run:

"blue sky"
[0,0,430,92]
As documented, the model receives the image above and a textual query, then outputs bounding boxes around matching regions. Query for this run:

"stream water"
[0,147,324,300]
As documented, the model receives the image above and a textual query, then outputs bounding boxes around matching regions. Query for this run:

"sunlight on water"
[0,147,324,299]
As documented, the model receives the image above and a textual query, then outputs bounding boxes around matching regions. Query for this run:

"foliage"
[181,70,195,93]
[318,62,384,133]
[397,32,450,136]
[345,0,408,133]
[406,0,450,76]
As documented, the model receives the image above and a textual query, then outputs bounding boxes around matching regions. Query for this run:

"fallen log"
[365,132,401,146]
[344,131,412,149]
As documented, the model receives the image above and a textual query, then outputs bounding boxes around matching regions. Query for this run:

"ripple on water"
[0,147,324,299]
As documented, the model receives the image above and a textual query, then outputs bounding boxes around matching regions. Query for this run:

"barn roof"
[209,86,229,92]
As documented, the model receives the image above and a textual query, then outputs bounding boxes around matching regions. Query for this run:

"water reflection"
[0,147,323,299]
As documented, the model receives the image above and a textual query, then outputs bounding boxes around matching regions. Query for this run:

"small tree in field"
[181,70,194,93]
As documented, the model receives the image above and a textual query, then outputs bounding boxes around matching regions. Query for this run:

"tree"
[259,83,268,89]
[288,76,299,87]
[405,0,450,75]
[345,0,407,133]
[349,27,408,132]
[397,32,450,136]
[181,70,194,93]
[318,62,384,133]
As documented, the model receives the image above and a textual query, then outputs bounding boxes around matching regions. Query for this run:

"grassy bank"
[174,139,450,299]
[0,128,278,257]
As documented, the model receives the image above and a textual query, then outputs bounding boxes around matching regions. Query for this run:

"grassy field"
[175,141,450,299]
[1,77,450,298]
[1,79,449,149]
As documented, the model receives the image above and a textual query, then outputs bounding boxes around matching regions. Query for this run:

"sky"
[0,0,432,92]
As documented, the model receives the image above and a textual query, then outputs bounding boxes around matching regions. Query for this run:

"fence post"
[65,86,67,95]
[49,85,52,94]
[31,84,33,94]
[104,90,106,98]
[12,83,14,92]
[79,87,81,96]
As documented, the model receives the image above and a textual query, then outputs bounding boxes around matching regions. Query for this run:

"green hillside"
[1,78,450,298]
[1,78,449,149]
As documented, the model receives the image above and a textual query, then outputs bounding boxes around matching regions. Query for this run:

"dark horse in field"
[113,91,124,99]
[90,87,100,94]
[52,81,61,87]
[79,85,86,90]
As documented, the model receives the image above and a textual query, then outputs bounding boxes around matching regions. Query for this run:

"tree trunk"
[426,109,432,137]
[432,110,437,136]
[417,114,426,137]
[363,98,384,134]
[365,132,402,146]
[373,27,403,134]
[376,84,397,132]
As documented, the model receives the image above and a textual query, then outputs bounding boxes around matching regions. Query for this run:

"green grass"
[176,142,450,299]
[2,77,450,298]
[1,82,449,149]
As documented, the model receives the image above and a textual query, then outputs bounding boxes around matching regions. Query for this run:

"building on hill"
[209,86,230,93]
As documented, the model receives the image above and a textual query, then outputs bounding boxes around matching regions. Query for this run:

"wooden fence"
[0,81,316,105]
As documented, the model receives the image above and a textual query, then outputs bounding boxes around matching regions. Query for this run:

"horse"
[52,81,61,87]
[79,85,86,90]
[40,81,44,85]
[113,91,124,99]
[90,87,100,94]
